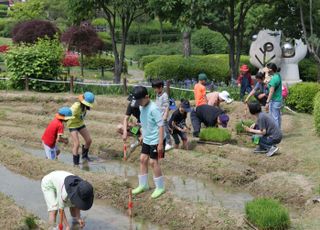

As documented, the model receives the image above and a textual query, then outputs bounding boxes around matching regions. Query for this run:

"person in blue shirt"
[131,86,166,199]
[245,72,269,106]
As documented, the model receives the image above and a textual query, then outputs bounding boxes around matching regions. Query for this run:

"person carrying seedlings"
[168,99,192,149]
[117,93,141,151]
[42,107,74,160]
[242,102,282,157]
[237,64,253,100]
[264,62,283,128]
[206,90,234,107]
[152,79,173,151]
[244,72,269,106]
[191,104,229,137]
[194,73,208,107]
[68,92,95,166]
[41,170,94,229]
[131,86,166,199]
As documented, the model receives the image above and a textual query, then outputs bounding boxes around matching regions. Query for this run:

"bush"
[199,128,231,142]
[245,198,290,230]
[314,92,320,135]
[82,55,127,73]
[192,28,228,54]
[299,58,318,82]
[286,82,320,113]
[0,18,17,37]
[139,55,162,70]
[5,38,64,91]
[144,54,256,83]
[236,120,255,134]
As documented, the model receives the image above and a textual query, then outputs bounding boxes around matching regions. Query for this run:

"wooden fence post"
[25,76,29,91]
[70,76,74,94]
[123,77,128,95]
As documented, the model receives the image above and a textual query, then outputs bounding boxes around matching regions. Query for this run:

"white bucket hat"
[219,91,233,104]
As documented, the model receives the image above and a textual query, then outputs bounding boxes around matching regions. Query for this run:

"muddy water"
[23,146,253,212]
[0,164,160,230]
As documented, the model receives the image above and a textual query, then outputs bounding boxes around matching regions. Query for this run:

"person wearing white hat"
[206,90,234,107]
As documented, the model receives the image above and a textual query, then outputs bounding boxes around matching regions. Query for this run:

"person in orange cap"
[67,92,95,166]
[237,64,253,101]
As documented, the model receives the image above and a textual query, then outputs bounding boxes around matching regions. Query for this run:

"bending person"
[244,72,269,106]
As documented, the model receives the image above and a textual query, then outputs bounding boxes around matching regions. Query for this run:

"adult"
[245,72,269,106]
[194,73,207,107]
[264,62,283,128]
[191,104,229,137]
[206,90,233,107]
[237,64,253,100]
[68,92,95,165]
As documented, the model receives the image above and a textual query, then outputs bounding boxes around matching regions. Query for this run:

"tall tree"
[67,0,147,83]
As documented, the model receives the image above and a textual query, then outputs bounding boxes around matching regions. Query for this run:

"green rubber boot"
[132,174,149,195]
[151,176,165,199]
[132,185,149,195]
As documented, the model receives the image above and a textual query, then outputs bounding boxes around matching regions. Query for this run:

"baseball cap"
[219,91,233,104]
[131,86,148,107]
[198,73,207,81]
[181,100,191,112]
[218,114,229,128]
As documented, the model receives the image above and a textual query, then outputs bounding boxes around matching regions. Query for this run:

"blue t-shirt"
[140,101,165,145]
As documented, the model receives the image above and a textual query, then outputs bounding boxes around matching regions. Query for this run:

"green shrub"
[92,17,107,26]
[82,55,127,73]
[139,55,163,69]
[0,18,17,37]
[299,58,318,82]
[314,92,320,135]
[5,38,64,91]
[286,82,320,113]
[24,215,38,229]
[245,198,290,230]
[236,120,255,134]
[192,28,228,54]
[199,128,231,142]
[97,32,112,50]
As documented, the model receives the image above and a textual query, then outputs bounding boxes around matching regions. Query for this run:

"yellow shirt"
[67,102,86,129]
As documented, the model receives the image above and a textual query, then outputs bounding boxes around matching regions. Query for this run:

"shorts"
[172,131,187,145]
[69,125,86,132]
[41,175,59,211]
[42,142,58,160]
[141,140,166,159]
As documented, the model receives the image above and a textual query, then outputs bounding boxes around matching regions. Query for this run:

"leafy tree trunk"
[229,0,236,82]
[235,3,247,80]
[159,18,163,44]
[183,31,191,57]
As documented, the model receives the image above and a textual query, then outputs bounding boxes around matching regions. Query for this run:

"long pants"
[269,101,282,128]
[259,136,281,150]
[191,109,201,135]
[164,120,172,145]
[240,85,252,100]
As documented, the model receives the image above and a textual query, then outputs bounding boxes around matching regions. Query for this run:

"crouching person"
[41,170,94,229]
[243,102,282,157]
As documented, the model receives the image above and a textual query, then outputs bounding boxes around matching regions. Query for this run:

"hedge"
[192,28,228,54]
[286,82,320,114]
[139,55,163,70]
[82,55,128,73]
[144,54,257,83]
[314,92,320,135]
[299,58,318,82]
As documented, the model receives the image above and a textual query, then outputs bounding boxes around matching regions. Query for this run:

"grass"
[24,215,38,229]
[199,128,231,142]
[235,119,255,134]
[245,198,290,230]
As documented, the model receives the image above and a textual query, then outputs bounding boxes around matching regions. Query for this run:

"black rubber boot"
[73,155,80,166]
[82,145,92,161]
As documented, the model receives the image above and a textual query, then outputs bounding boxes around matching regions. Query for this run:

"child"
[68,92,95,165]
[194,73,207,107]
[237,64,253,100]
[131,86,165,199]
[168,99,191,149]
[152,80,173,151]
[42,107,74,160]
[245,72,269,106]
[243,102,282,157]
[41,170,94,229]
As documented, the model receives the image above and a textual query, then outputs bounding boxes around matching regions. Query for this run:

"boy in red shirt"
[42,107,74,160]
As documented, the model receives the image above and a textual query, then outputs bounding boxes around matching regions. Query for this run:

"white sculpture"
[249,29,307,84]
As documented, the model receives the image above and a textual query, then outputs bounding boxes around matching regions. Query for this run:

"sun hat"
[181,100,191,113]
[79,92,95,108]
[218,114,229,128]
[240,64,249,72]
[198,73,207,81]
[55,107,74,120]
[65,175,94,211]
[219,91,233,104]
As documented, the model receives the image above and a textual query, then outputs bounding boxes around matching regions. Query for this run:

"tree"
[61,22,105,77]
[12,20,59,44]
[67,0,148,83]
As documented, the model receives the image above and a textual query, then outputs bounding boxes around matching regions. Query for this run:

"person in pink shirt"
[206,91,233,107]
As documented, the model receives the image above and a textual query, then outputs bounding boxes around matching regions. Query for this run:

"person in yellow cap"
[67,92,95,166]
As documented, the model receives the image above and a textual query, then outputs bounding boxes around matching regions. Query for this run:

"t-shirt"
[125,103,140,123]
[42,118,64,148]
[196,105,223,127]
[268,73,282,102]
[257,112,282,140]
[155,91,169,115]
[254,82,268,94]
[140,101,164,145]
[206,92,220,106]
[168,109,187,130]
[67,102,86,129]
[194,83,207,107]
[41,170,74,210]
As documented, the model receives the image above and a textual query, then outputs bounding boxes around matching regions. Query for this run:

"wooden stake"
[123,143,127,161]
[128,188,133,217]
[58,209,64,230]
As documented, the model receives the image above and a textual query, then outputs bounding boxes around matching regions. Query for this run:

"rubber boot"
[132,174,149,195]
[151,176,165,199]
[82,145,92,162]
[73,155,80,166]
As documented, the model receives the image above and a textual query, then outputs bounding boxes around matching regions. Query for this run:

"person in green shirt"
[264,63,283,128]
[68,92,95,165]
